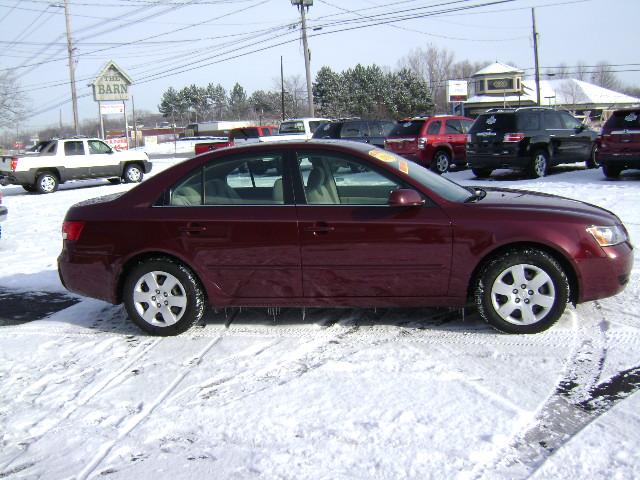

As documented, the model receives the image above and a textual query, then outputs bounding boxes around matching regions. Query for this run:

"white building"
[464,62,640,121]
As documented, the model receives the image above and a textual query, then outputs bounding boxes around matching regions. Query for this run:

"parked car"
[384,115,474,174]
[312,119,395,148]
[596,108,640,179]
[58,141,632,336]
[259,117,329,142]
[466,107,598,179]
[0,138,152,193]
[0,191,6,239]
[194,126,278,156]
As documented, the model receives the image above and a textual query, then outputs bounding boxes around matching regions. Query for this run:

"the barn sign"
[90,61,133,101]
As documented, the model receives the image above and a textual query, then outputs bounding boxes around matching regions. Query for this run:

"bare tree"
[574,61,589,81]
[591,62,621,90]
[0,71,28,129]
[399,44,454,113]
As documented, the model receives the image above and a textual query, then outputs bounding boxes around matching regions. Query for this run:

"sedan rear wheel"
[474,249,569,334]
[586,144,599,169]
[123,259,205,335]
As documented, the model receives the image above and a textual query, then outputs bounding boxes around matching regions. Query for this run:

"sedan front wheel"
[474,249,569,334]
[123,259,205,336]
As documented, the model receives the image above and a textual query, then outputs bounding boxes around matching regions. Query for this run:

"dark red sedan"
[58,141,633,336]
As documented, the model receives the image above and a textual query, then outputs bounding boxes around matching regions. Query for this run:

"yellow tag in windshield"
[399,159,409,174]
[368,149,396,163]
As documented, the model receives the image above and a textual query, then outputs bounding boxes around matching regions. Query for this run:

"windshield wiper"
[464,187,487,203]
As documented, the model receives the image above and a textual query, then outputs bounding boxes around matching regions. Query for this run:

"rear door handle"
[179,223,207,235]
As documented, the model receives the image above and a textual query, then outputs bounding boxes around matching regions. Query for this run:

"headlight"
[586,225,628,247]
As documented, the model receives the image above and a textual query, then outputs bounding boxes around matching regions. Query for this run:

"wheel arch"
[116,251,208,305]
[467,241,579,305]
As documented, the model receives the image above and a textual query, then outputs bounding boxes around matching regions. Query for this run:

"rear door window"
[389,120,425,137]
[64,141,85,156]
[543,111,563,129]
[516,111,540,131]
[426,121,442,135]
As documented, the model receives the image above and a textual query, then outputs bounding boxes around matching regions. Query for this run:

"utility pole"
[291,0,314,117]
[281,56,286,120]
[531,8,541,106]
[63,0,79,134]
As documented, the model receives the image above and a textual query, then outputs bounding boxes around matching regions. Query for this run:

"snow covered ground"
[0,156,639,479]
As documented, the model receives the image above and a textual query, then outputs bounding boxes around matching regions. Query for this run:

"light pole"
[63,0,79,134]
[291,0,314,117]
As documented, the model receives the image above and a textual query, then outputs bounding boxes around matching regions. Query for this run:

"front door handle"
[304,223,335,235]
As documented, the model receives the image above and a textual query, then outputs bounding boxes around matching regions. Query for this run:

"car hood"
[472,187,620,224]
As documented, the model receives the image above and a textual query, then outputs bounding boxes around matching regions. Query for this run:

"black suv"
[312,119,395,148]
[466,107,597,178]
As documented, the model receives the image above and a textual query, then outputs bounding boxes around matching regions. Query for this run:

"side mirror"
[575,124,586,133]
[388,189,425,207]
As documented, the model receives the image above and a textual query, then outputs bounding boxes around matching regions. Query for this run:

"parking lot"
[0,157,639,479]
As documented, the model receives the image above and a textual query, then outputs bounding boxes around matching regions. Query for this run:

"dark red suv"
[384,115,474,174]
[596,108,640,178]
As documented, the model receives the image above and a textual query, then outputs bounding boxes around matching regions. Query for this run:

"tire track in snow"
[0,337,163,474]
[470,304,640,479]
[75,336,222,480]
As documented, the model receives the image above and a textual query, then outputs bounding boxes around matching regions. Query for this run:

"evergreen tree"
[228,83,248,120]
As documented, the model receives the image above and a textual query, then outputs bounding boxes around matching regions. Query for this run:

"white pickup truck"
[258,117,329,142]
[0,137,152,193]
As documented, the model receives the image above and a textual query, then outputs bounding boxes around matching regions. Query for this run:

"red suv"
[384,115,474,174]
[596,108,640,179]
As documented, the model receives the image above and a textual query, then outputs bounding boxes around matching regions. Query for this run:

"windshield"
[367,148,470,202]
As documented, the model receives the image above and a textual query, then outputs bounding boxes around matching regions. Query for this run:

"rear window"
[606,110,640,130]
[468,113,516,133]
[231,128,259,140]
[389,120,425,137]
[279,121,305,135]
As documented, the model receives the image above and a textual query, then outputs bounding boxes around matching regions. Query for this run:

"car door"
[445,119,466,161]
[543,110,574,163]
[62,140,88,180]
[558,111,593,162]
[294,150,452,299]
[158,151,302,299]
[87,139,118,177]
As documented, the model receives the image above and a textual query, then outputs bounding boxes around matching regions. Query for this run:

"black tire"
[528,149,548,178]
[431,150,450,174]
[585,144,599,169]
[108,177,122,185]
[35,172,59,194]
[123,163,144,183]
[123,258,206,336]
[603,164,622,179]
[473,248,569,334]
[22,184,36,192]
[472,167,493,179]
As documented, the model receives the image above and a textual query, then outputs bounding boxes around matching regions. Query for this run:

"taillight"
[503,133,525,142]
[417,137,428,149]
[62,221,85,241]
[10,157,18,171]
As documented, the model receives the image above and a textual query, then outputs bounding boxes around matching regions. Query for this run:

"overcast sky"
[1,0,638,131]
